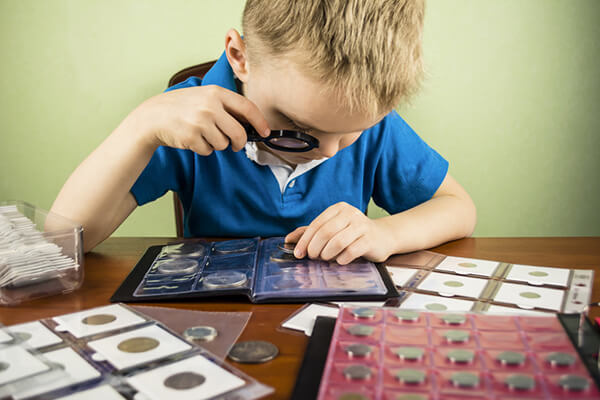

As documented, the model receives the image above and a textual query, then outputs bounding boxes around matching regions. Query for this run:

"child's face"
[243,56,383,165]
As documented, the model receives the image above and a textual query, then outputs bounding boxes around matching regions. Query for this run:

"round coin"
[441,314,466,325]
[558,374,589,391]
[347,324,374,337]
[0,361,9,372]
[345,344,373,358]
[203,270,247,289]
[183,326,218,342]
[447,349,474,364]
[81,313,117,325]
[505,374,535,391]
[272,278,303,290]
[393,346,424,361]
[163,371,206,390]
[337,393,369,400]
[395,395,426,400]
[394,310,420,322]
[343,364,372,381]
[443,280,464,288]
[458,262,477,268]
[156,258,198,275]
[165,242,206,258]
[351,308,376,319]
[519,291,541,299]
[270,251,298,262]
[528,271,549,277]
[213,239,254,254]
[425,303,447,311]
[278,242,297,255]
[228,340,279,363]
[395,368,426,384]
[117,337,160,353]
[496,351,526,366]
[444,330,470,343]
[546,352,576,367]
[450,372,479,388]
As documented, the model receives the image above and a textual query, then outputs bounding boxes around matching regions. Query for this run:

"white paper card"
[493,282,565,311]
[0,329,12,344]
[505,264,570,287]
[15,347,101,399]
[8,321,62,349]
[53,304,146,338]
[127,355,245,400]
[0,345,50,385]
[400,293,475,312]
[385,266,417,287]
[417,272,488,298]
[485,304,550,316]
[56,385,127,400]
[87,324,191,370]
[434,256,500,277]
[282,304,339,336]
[332,301,386,308]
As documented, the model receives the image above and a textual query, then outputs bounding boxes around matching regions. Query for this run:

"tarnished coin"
[505,374,535,391]
[558,374,589,391]
[213,239,254,254]
[203,270,247,289]
[337,393,369,400]
[443,330,470,343]
[441,314,466,325]
[0,361,9,372]
[228,340,278,363]
[156,258,198,275]
[278,242,297,254]
[447,349,475,364]
[183,326,218,342]
[343,364,372,380]
[450,372,479,388]
[351,307,376,319]
[393,346,424,361]
[117,337,160,353]
[546,352,576,367]
[82,314,117,325]
[394,310,420,322]
[395,368,426,384]
[496,351,526,366]
[346,324,374,337]
[163,371,206,390]
[270,251,298,262]
[344,344,372,358]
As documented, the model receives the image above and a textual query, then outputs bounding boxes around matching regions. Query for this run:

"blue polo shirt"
[131,53,449,237]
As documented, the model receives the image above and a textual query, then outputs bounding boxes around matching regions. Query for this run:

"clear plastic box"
[0,200,84,305]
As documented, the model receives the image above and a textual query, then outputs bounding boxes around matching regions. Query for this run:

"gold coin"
[117,337,160,353]
[81,314,117,325]
[458,262,477,268]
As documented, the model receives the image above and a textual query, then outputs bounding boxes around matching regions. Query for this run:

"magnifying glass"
[245,124,319,153]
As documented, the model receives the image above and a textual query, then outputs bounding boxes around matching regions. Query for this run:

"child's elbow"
[461,195,477,238]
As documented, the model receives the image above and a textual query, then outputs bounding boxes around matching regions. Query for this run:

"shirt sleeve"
[371,111,449,214]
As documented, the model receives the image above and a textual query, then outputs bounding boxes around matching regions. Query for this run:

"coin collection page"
[0,304,272,400]
[317,306,600,400]
[128,237,388,302]
[385,251,593,314]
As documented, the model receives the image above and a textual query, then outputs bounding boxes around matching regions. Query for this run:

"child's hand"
[285,202,394,265]
[132,85,270,154]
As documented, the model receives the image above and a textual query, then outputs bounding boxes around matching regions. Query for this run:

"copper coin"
[117,337,160,353]
[163,371,206,390]
[81,314,117,325]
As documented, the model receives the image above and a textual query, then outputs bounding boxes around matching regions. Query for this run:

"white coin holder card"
[433,255,501,277]
[0,345,50,385]
[281,303,340,336]
[485,304,551,316]
[416,271,489,298]
[493,282,565,311]
[127,355,246,400]
[505,264,571,287]
[14,347,102,399]
[385,266,418,287]
[56,385,127,400]
[8,321,63,349]
[53,304,147,338]
[399,292,475,311]
[86,324,192,371]
[0,328,12,345]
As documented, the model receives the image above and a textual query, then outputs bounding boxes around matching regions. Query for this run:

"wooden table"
[1,237,599,399]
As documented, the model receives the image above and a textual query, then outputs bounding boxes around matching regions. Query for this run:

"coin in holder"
[183,326,218,342]
[162,242,207,258]
[163,371,206,390]
[155,258,198,275]
[203,270,247,289]
[270,250,298,262]
[213,239,255,254]
[344,344,373,358]
[450,372,479,388]
[558,374,589,391]
[228,340,279,363]
[117,337,160,353]
[343,364,372,381]
[82,314,117,326]
[278,242,297,254]
[505,374,535,391]
[496,351,526,366]
[272,277,304,290]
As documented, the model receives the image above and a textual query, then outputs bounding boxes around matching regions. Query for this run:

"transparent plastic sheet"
[1,304,272,400]
[129,305,251,359]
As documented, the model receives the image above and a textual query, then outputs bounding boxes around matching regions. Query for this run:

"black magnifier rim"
[245,125,319,153]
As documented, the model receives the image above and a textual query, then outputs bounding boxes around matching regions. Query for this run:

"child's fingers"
[306,216,351,260]
[215,112,247,151]
[294,205,341,258]
[219,89,270,138]
[336,236,369,265]
[319,225,361,261]
[285,226,307,244]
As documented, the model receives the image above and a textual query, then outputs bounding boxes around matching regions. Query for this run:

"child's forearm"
[50,114,157,251]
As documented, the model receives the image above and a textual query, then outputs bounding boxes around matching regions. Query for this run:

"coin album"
[0,303,272,399]
[292,307,600,400]
[111,237,398,303]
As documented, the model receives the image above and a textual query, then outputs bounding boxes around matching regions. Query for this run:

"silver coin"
[163,242,206,258]
[228,340,279,363]
[213,239,255,254]
[496,351,526,366]
[450,372,479,388]
[156,258,198,275]
[346,324,374,337]
[546,352,576,367]
[393,346,425,361]
[505,374,535,391]
[394,310,420,322]
[278,242,297,254]
[443,329,470,343]
[447,349,474,364]
[183,326,218,342]
[395,368,426,384]
[203,270,247,289]
[558,374,589,391]
[441,314,466,325]
[270,250,298,262]
[343,364,372,380]
[272,278,303,290]
[163,371,206,390]
[344,344,372,358]
[351,307,376,319]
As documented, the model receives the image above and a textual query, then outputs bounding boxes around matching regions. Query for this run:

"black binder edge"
[290,316,336,400]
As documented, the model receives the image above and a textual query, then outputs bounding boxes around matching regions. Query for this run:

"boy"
[51,0,476,265]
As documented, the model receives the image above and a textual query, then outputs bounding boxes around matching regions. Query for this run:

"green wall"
[1,0,599,237]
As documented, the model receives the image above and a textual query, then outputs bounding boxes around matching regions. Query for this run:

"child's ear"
[225,29,249,82]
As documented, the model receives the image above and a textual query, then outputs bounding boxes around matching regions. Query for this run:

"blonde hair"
[242,0,425,117]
